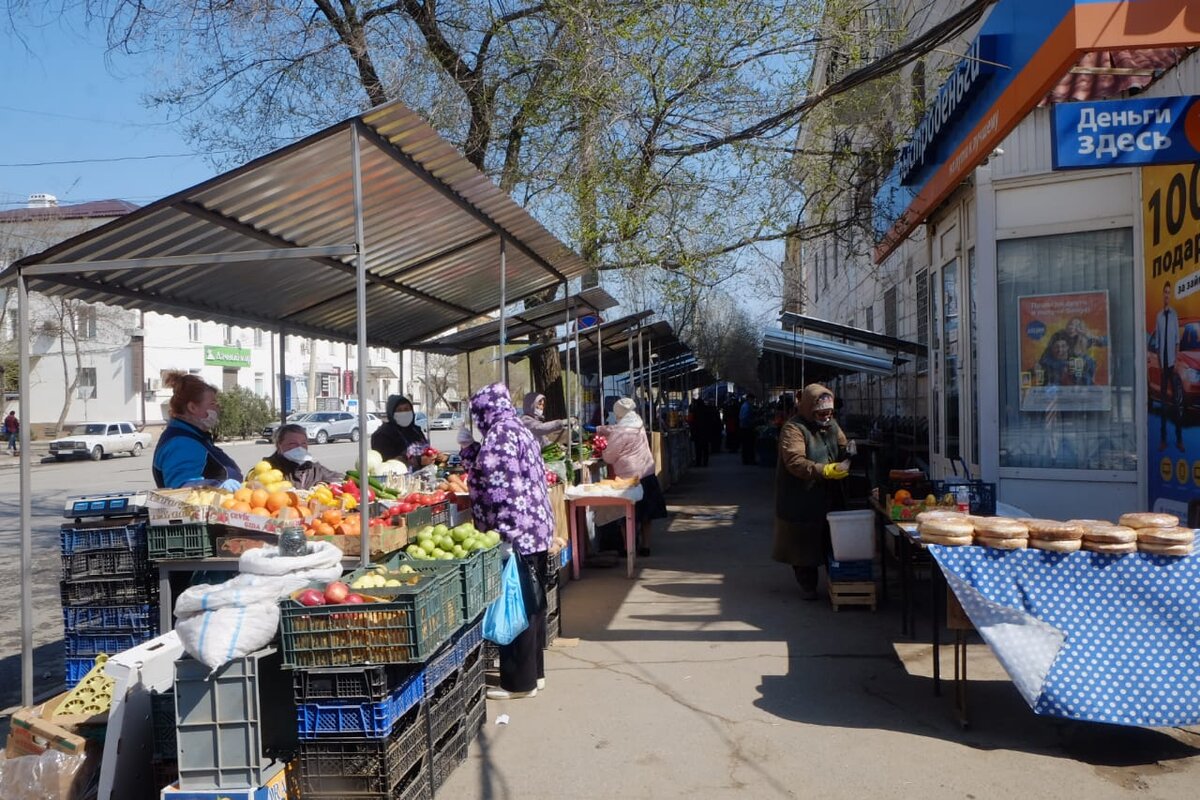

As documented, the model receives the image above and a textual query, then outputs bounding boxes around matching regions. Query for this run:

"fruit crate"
[302,754,430,800]
[299,703,428,796]
[426,670,463,747]
[60,576,156,607]
[465,694,485,747]
[59,521,146,555]
[930,479,997,516]
[430,721,467,793]
[147,523,213,561]
[454,616,484,662]
[174,648,298,790]
[827,555,874,582]
[429,502,451,527]
[60,547,149,581]
[423,637,460,694]
[152,759,178,793]
[459,649,485,715]
[151,690,176,763]
[293,664,422,705]
[65,657,101,688]
[545,583,559,617]
[63,603,154,633]
[480,546,502,606]
[64,628,157,658]
[482,642,500,672]
[398,551,485,621]
[297,669,424,739]
[279,570,458,668]
[402,506,432,531]
[545,609,560,647]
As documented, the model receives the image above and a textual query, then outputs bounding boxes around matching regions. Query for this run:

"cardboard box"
[306,524,409,558]
[209,507,285,534]
[213,530,278,555]
[161,758,294,800]
[6,693,102,758]
[148,488,214,527]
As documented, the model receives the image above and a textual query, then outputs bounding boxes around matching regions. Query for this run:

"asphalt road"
[0,428,461,712]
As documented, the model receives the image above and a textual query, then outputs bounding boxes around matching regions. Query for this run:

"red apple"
[344,594,365,604]
[324,581,350,604]
[297,588,326,607]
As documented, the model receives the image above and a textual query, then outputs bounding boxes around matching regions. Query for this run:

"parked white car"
[428,412,462,430]
[299,411,360,444]
[49,421,152,462]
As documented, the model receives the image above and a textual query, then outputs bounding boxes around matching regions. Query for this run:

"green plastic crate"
[396,552,485,621]
[479,547,502,606]
[279,569,458,668]
[147,524,212,561]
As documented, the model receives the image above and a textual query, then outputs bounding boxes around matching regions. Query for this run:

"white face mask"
[197,409,219,431]
[281,446,311,464]
[534,405,545,420]
[394,411,414,427]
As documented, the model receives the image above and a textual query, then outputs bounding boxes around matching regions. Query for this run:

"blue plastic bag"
[482,555,529,645]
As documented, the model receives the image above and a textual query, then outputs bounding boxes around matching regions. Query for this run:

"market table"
[564,485,643,579]
[930,546,1200,727]
[886,520,952,696]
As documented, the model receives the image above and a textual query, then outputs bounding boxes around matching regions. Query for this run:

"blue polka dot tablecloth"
[929,546,1200,727]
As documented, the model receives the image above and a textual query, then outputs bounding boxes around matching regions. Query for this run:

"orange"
[894,489,912,503]
[250,507,272,517]
[231,501,252,513]
[221,498,237,510]
[233,487,253,503]
[274,506,300,521]
[322,509,343,526]
[266,492,290,513]
[250,489,270,509]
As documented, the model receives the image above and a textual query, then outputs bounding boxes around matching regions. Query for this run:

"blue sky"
[0,12,216,210]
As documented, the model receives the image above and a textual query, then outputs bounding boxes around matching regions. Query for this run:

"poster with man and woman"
[1018,291,1111,412]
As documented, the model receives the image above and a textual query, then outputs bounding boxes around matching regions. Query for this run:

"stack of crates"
[149,689,178,793]
[59,517,158,687]
[826,555,877,611]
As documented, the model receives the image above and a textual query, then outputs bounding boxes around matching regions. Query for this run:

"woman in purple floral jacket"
[459,383,554,699]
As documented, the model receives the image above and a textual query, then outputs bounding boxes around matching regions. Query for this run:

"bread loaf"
[1118,512,1180,529]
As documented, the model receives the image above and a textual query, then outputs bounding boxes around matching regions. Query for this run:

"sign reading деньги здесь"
[1052,96,1200,170]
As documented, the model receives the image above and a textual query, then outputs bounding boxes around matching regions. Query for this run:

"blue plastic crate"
[827,556,873,582]
[296,669,424,739]
[423,638,460,697]
[454,616,483,661]
[63,604,155,633]
[59,522,146,555]
[65,657,99,687]
[64,629,156,658]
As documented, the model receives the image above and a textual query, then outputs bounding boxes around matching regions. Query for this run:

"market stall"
[0,97,590,799]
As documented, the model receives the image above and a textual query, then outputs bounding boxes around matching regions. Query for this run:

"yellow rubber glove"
[822,462,850,480]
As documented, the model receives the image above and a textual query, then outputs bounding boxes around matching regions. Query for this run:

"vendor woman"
[371,394,434,470]
[263,423,343,489]
[152,372,243,490]
[520,391,574,447]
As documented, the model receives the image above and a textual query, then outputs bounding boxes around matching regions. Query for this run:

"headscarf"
[613,397,643,429]
[797,383,835,424]
[466,384,554,555]
[521,391,545,420]
[369,394,427,463]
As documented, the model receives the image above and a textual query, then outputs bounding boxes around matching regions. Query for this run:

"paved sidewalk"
[442,450,1200,799]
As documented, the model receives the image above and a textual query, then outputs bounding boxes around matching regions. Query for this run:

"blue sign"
[1052,96,1200,169]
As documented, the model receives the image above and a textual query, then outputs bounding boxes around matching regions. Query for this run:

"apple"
[324,581,350,604]
[344,594,365,604]
[297,588,326,607]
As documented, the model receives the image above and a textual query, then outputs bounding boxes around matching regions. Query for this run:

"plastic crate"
[827,556,874,583]
[399,551,485,622]
[423,638,460,694]
[152,759,178,793]
[60,548,149,581]
[302,753,430,800]
[65,657,99,688]
[930,479,997,516]
[480,546,502,606]
[147,523,213,560]
[62,604,154,633]
[64,629,156,658]
[464,689,485,745]
[174,648,298,790]
[293,664,422,705]
[545,583,559,617]
[151,690,176,762]
[426,671,463,746]
[279,570,458,668]
[454,616,483,662]
[300,703,428,796]
[482,642,500,672]
[297,669,424,739]
[459,651,485,716]
[59,577,156,606]
[545,609,560,646]
[59,521,146,555]
[429,502,451,527]
[402,506,432,531]
[430,721,467,792]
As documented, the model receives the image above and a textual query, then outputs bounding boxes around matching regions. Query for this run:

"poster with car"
[1018,291,1111,412]
[1143,163,1200,517]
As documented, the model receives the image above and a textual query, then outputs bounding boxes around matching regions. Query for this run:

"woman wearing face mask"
[519,392,574,447]
[263,424,343,489]
[771,383,849,600]
[371,395,433,470]
[152,372,243,490]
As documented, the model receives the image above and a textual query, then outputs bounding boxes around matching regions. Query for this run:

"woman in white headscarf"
[520,391,575,447]
[597,398,668,556]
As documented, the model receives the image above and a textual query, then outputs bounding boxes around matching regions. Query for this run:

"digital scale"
[63,490,150,520]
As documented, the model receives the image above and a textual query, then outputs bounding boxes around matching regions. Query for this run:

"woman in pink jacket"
[597,398,668,556]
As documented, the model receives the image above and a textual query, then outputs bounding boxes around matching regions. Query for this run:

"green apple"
[405,544,423,558]
[433,524,449,537]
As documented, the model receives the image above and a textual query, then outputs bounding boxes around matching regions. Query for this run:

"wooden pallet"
[828,580,876,611]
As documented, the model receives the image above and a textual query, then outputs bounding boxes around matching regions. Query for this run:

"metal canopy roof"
[3,101,589,349]
[564,319,686,376]
[416,286,618,355]
[779,312,925,356]
[761,327,899,377]
[502,311,653,363]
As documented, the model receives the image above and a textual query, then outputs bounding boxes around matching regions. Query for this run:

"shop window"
[223,325,233,345]
[188,321,201,342]
[253,328,264,347]
[996,229,1135,471]
[865,306,874,333]
[915,269,929,373]
[884,286,897,338]
[77,367,97,399]
[75,306,97,340]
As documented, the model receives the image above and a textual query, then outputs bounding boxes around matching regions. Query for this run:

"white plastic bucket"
[827,510,876,561]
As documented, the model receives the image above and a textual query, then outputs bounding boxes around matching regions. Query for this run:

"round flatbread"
[1029,538,1082,553]
[1024,519,1086,541]
[1137,527,1195,545]
[974,534,1028,550]
[1138,542,1194,557]
[1118,512,1180,529]
[919,517,975,538]
[920,533,974,547]
[1082,540,1137,554]
[1067,518,1112,529]
[972,517,1029,539]
[915,509,969,525]
[1081,525,1137,544]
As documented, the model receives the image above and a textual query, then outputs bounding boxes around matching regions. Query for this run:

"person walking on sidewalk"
[4,411,18,455]
[739,394,756,465]
[771,384,849,600]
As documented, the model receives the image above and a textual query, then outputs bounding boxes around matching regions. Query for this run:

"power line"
[0,152,231,168]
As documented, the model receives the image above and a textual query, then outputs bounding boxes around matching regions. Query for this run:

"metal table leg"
[932,560,944,696]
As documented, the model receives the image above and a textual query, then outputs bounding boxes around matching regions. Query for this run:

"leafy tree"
[212,385,274,441]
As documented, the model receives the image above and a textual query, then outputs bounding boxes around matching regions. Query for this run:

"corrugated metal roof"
[0,199,139,223]
[761,328,897,376]
[2,101,588,349]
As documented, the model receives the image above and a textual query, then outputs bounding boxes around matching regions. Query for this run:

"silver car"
[428,412,460,430]
[300,411,360,444]
[262,412,311,442]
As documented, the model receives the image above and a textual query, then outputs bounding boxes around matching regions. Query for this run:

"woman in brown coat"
[771,384,849,599]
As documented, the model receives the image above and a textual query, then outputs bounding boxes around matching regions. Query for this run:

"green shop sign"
[204,345,252,368]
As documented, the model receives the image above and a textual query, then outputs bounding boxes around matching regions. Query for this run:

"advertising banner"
[204,345,252,368]
[1053,95,1200,170]
[1017,292,1111,412]
[1144,163,1200,518]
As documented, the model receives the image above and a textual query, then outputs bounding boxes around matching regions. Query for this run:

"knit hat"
[614,398,637,420]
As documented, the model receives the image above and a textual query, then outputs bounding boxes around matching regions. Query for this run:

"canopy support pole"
[17,269,32,707]
[499,239,508,386]
[278,329,288,426]
[597,316,605,416]
[351,123,371,568]
[562,285,572,469]
[573,313,582,427]
[424,351,431,437]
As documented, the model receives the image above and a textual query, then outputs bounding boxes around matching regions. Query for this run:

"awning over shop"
[1,100,589,349]
[502,311,654,367]
[415,286,618,355]
[779,311,925,357]
[760,327,899,377]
